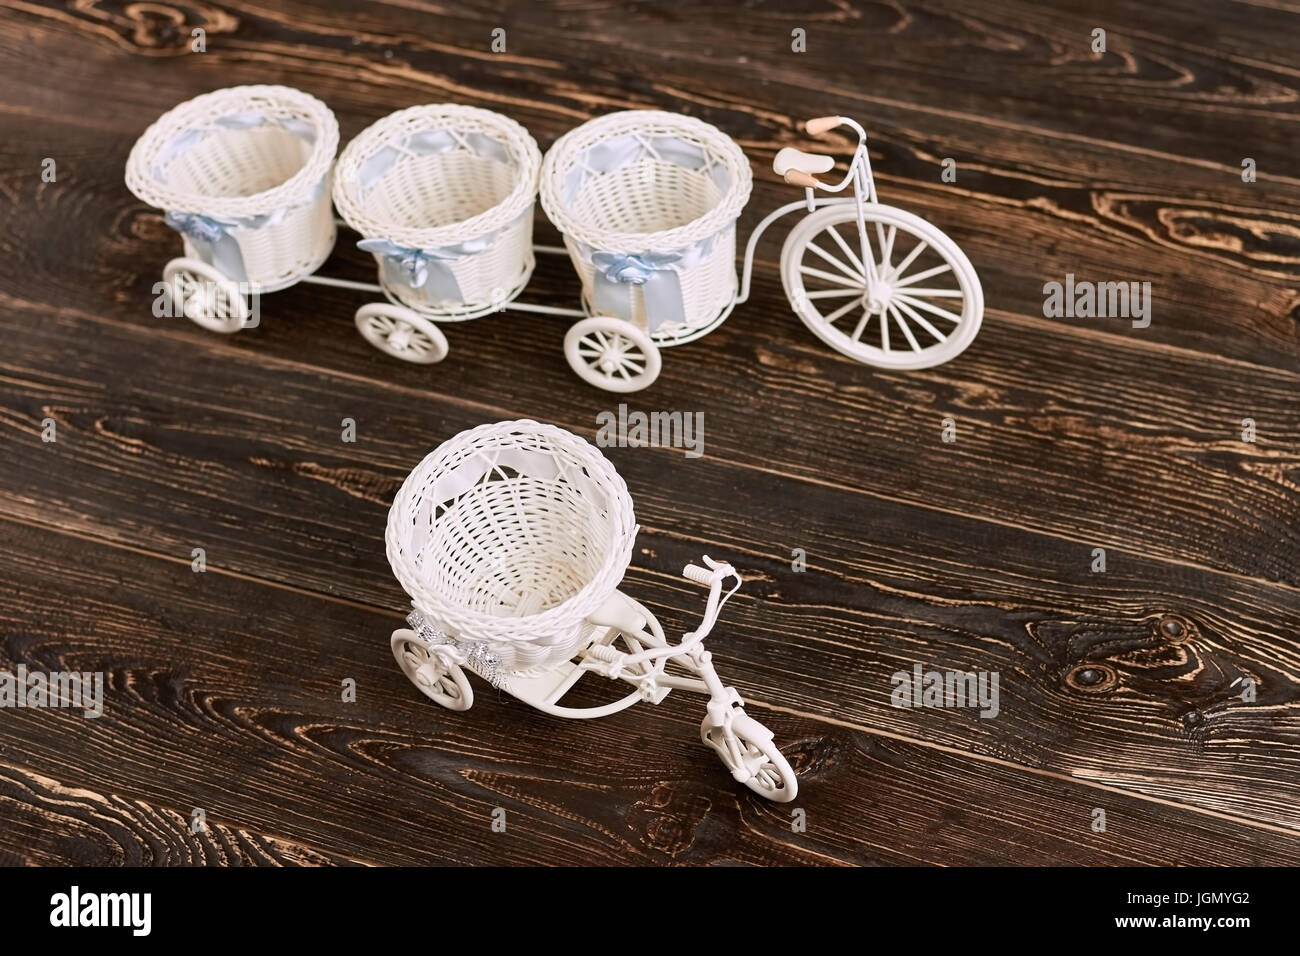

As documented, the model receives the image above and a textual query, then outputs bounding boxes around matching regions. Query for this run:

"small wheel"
[781,204,983,370]
[703,711,798,803]
[162,257,249,334]
[356,304,449,364]
[390,629,473,711]
[564,316,662,392]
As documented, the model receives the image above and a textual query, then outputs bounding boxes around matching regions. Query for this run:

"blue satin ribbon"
[358,234,498,303]
[584,235,715,330]
[162,173,327,282]
[561,134,731,205]
[163,211,254,282]
[155,111,326,282]
[352,127,520,304]
[152,112,318,182]
[357,129,512,188]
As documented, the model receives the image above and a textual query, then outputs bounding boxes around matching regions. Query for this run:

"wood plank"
[0,0,1296,866]
[2,254,1295,590]
[2,517,1296,865]
[0,763,369,866]
[0,0,1297,369]
[0,306,1295,830]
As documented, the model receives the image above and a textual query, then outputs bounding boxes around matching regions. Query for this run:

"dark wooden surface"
[0,0,1296,866]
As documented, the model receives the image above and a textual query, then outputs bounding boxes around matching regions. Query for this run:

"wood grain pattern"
[2,518,1297,865]
[0,0,1296,865]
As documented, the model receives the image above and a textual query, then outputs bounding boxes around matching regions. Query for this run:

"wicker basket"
[539,110,752,334]
[334,105,541,314]
[386,421,638,678]
[126,85,339,291]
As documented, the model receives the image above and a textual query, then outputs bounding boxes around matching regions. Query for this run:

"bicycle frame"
[736,116,878,307]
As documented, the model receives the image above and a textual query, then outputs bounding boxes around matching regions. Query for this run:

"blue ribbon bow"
[357,236,498,303]
[163,210,249,282]
[586,237,715,330]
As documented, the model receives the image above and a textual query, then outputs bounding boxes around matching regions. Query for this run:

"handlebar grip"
[805,115,842,135]
[683,564,714,585]
[784,169,820,189]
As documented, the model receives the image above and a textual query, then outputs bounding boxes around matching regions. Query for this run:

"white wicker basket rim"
[385,420,638,646]
[333,104,541,249]
[540,110,753,254]
[125,85,339,219]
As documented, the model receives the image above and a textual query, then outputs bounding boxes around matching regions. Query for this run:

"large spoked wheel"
[564,316,662,393]
[162,257,250,334]
[702,711,798,803]
[356,304,449,364]
[781,204,983,370]
[390,629,473,711]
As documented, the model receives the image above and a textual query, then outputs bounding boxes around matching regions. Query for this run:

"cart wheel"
[780,204,983,370]
[355,304,449,364]
[162,257,250,334]
[391,629,473,711]
[564,316,662,393]
[702,710,798,803]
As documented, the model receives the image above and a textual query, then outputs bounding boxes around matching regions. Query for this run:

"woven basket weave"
[386,421,638,675]
[539,110,752,333]
[334,105,541,313]
[126,85,338,291]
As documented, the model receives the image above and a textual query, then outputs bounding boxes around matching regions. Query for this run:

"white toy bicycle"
[386,420,798,802]
[753,114,984,370]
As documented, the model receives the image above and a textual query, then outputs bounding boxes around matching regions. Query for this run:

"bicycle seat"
[773,147,835,177]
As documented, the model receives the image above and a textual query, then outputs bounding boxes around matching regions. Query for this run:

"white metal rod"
[299,275,384,294]
[500,300,587,318]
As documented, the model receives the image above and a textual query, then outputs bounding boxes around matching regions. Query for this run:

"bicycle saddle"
[773,146,835,177]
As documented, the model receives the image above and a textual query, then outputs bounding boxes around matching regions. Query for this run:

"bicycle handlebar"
[805,115,843,135]
[783,115,868,194]
[682,555,741,642]
[581,557,741,680]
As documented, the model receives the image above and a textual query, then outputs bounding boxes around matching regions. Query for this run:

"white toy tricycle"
[385,420,798,802]
[127,88,983,391]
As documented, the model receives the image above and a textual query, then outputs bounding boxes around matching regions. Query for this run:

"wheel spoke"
[891,240,928,279]
[892,262,952,288]
[804,239,864,283]
[850,311,871,342]
[892,297,948,342]
[805,288,861,300]
[799,264,866,289]
[889,304,923,352]
[895,292,964,324]
[881,305,891,352]
[825,224,868,278]
[823,298,861,324]
[894,287,962,297]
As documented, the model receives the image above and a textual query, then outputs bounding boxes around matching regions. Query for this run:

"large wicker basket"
[334,105,541,315]
[386,421,638,677]
[126,85,339,291]
[539,110,752,334]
